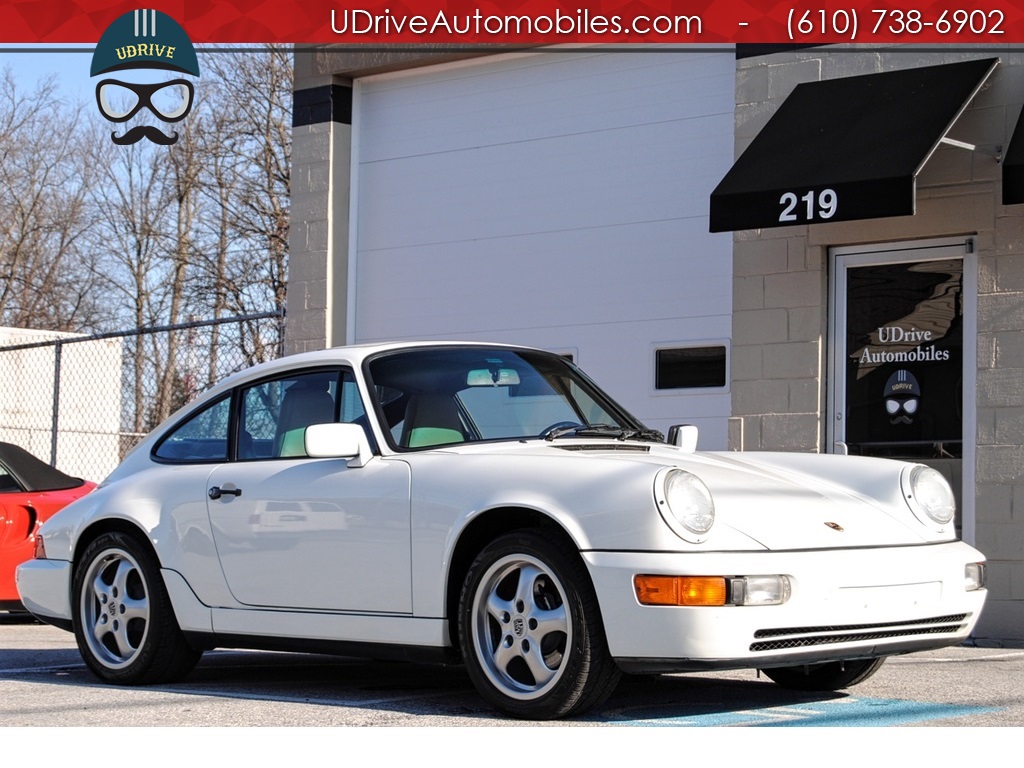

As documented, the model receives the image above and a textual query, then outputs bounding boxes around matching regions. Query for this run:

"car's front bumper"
[584,540,987,673]
[15,558,73,631]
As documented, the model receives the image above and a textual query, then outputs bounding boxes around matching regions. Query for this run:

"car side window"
[154,370,371,464]
[238,371,336,459]
[153,395,232,462]
[237,369,369,460]
[0,459,22,492]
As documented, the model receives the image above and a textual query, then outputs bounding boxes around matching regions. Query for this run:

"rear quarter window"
[153,395,231,462]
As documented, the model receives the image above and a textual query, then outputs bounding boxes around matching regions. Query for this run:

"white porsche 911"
[17,342,987,719]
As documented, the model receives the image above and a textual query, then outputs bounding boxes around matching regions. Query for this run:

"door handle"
[209,486,242,500]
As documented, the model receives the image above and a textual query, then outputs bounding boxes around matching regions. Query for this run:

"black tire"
[72,531,201,685]
[458,530,621,719]
[761,657,886,691]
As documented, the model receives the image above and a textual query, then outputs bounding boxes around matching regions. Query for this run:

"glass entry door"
[829,238,976,533]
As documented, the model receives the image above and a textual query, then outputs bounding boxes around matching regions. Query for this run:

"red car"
[0,442,95,610]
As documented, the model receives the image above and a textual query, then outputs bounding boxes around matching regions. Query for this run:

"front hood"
[685,451,942,549]
[426,440,944,550]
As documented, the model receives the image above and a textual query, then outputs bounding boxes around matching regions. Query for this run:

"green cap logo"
[91,9,200,77]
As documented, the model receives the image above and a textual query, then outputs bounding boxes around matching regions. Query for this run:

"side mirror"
[304,422,373,467]
[667,424,699,453]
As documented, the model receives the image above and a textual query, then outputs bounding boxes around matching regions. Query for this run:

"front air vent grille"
[556,444,651,453]
[749,614,969,653]
[754,614,968,639]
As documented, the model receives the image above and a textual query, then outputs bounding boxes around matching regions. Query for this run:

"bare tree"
[156,109,205,424]
[86,126,175,433]
[0,69,102,331]
[199,46,291,364]
[1,49,292,437]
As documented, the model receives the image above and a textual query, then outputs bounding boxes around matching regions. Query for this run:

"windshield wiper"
[545,424,665,443]
[629,428,666,442]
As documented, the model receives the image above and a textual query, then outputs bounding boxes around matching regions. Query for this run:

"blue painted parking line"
[602,697,1001,727]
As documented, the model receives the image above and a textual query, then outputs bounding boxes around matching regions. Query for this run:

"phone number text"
[787,8,1005,41]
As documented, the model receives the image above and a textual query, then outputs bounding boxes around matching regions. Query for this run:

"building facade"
[289,44,1024,642]
[724,47,1024,642]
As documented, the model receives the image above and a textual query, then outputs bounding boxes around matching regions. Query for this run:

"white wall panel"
[358,51,732,161]
[351,48,735,448]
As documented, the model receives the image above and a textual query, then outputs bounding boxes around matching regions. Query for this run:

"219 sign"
[779,188,838,223]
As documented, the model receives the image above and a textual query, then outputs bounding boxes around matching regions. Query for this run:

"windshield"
[366,346,654,450]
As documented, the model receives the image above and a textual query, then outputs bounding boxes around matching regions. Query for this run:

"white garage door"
[350,48,736,447]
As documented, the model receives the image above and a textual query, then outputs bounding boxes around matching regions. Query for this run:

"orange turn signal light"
[634,575,728,606]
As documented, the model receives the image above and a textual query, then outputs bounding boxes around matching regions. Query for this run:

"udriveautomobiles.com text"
[330,8,703,37]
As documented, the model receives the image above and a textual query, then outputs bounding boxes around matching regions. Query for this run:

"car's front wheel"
[72,531,201,685]
[760,657,886,691]
[458,531,621,719]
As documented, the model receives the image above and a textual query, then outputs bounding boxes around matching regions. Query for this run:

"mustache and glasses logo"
[96,79,195,144]
[91,10,200,146]
[883,369,921,425]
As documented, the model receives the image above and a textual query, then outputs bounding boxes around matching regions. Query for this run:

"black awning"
[1003,105,1024,205]
[710,58,998,233]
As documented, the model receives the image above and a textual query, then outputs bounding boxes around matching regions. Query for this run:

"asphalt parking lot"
[2,613,1021,759]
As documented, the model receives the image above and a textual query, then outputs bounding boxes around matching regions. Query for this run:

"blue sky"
[0,45,94,101]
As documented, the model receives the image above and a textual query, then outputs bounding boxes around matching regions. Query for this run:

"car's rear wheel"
[72,531,201,685]
[458,531,621,719]
[760,657,886,691]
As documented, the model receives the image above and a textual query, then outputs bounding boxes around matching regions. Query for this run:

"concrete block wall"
[287,92,352,355]
[730,232,825,452]
[288,117,331,354]
[979,167,1024,640]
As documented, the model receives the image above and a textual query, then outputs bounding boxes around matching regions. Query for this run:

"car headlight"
[655,468,715,543]
[902,464,956,530]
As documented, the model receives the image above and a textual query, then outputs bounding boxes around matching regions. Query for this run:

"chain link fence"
[0,312,284,482]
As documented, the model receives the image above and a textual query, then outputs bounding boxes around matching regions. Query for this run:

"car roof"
[294,340,531,364]
[212,341,538,390]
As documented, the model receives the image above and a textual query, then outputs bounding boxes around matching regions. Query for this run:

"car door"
[0,462,31,600]
[205,369,412,613]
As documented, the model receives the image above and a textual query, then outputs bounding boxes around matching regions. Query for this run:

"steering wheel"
[539,421,582,439]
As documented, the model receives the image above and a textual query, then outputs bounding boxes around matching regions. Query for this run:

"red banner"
[1,1,1023,44]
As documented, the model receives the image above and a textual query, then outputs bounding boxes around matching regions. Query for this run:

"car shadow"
[2,644,848,724]
[190,657,851,723]
[0,611,41,625]
[592,672,848,724]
